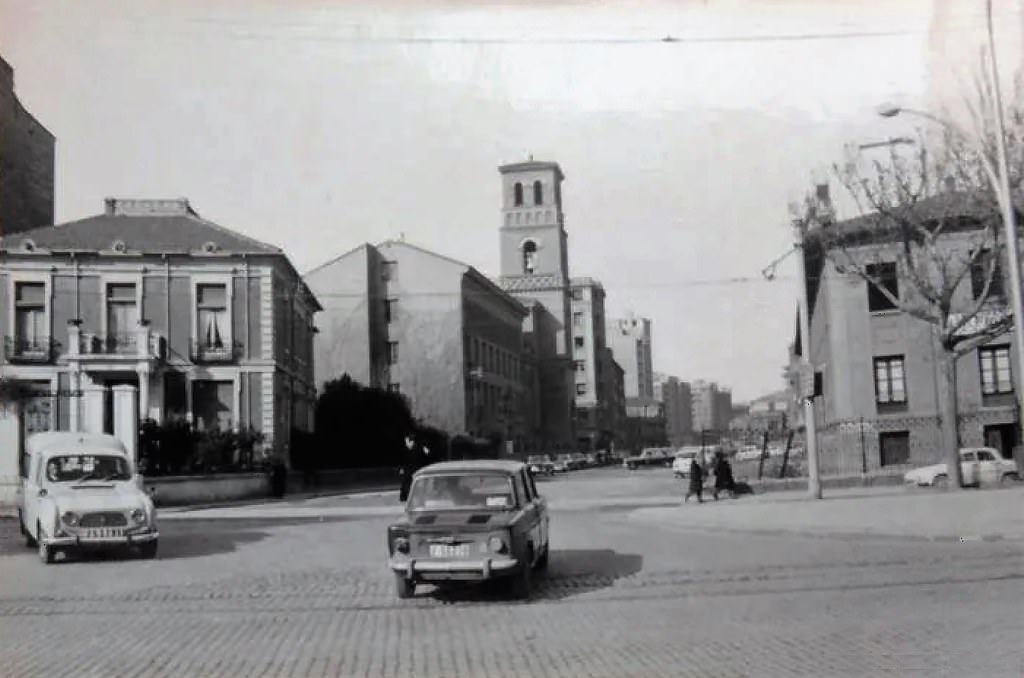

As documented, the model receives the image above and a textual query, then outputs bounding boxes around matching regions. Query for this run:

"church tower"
[497,159,575,449]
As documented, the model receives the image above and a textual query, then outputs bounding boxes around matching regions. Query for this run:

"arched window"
[533,180,543,205]
[513,183,524,206]
[522,240,537,274]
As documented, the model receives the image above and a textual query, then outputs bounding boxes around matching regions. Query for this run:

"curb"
[157,484,399,513]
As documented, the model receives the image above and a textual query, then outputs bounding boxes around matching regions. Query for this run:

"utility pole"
[794,219,823,499]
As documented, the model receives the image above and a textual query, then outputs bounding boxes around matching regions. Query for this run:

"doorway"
[99,375,139,434]
[983,423,1018,460]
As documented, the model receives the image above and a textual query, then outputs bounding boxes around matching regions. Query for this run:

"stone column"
[137,369,151,423]
[0,403,22,510]
[68,371,81,432]
[112,384,139,462]
[82,383,106,435]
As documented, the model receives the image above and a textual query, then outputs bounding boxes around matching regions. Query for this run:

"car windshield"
[408,473,516,511]
[45,454,132,483]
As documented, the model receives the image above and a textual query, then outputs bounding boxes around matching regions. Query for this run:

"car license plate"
[86,528,123,538]
[429,543,469,558]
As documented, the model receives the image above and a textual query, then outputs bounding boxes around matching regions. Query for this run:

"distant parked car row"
[526,452,619,476]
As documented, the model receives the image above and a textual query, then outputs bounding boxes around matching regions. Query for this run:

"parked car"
[672,449,700,478]
[583,452,599,467]
[623,447,673,470]
[569,453,588,470]
[386,460,549,599]
[903,447,1020,487]
[17,432,159,564]
[526,454,555,476]
[556,453,576,471]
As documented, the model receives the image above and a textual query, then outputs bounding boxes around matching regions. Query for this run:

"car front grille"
[79,512,128,528]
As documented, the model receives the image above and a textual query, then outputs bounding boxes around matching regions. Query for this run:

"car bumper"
[389,556,520,581]
[45,529,159,548]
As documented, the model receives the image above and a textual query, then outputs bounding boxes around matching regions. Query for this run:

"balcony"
[67,323,166,362]
[3,336,56,363]
[190,339,242,364]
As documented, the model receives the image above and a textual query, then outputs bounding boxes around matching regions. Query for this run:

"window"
[384,298,397,323]
[196,283,227,349]
[879,431,910,466]
[573,312,584,327]
[387,383,400,393]
[574,360,586,373]
[192,380,233,432]
[381,261,397,282]
[979,345,1012,395]
[976,449,997,461]
[571,288,583,301]
[107,283,138,348]
[14,282,46,351]
[576,383,587,396]
[574,336,584,350]
[971,250,1004,300]
[866,262,899,311]
[522,240,537,274]
[874,356,906,406]
[533,180,543,205]
[513,182,524,206]
[387,341,399,364]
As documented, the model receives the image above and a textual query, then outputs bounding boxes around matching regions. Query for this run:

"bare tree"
[794,93,1023,486]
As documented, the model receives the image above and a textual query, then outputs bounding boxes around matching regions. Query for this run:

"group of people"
[684,451,735,504]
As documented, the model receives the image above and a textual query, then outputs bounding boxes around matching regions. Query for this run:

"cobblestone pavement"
[1,471,1021,677]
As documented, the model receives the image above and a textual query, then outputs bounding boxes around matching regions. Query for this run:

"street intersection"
[1,469,1021,677]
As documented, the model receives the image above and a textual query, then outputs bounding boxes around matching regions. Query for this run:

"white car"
[672,451,698,478]
[17,432,159,564]
[903,447,1020,487]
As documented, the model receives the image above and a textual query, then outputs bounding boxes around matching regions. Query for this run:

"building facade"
[691,380,733,435]
[801,191,1020,474]
[655,374,693,446]
[0,198,319,459]
[0,54,54,238]
[496,160,575,449]
[569,277,624,450]
[306,240,535,452]
[607,312,654,400]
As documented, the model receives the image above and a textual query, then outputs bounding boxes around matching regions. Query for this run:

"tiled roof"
[1,199,282,255]
[498,273,565,292]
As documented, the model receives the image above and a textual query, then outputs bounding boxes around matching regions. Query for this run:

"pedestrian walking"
[683,457,704,503]
[399,434,435,502]
[712,452,735,501]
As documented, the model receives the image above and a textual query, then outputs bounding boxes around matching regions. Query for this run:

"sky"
[1,0,1022,402]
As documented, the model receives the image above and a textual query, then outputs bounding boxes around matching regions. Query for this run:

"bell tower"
[498,160,569,282]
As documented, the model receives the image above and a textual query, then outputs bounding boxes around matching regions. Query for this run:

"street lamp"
[877,94,1024,453]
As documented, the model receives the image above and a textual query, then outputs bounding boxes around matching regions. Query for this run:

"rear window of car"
[408,473,516,510]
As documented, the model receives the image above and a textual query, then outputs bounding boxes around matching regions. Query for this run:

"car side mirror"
[37,488,47,498]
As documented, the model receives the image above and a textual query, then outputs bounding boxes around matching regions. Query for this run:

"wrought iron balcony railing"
[3,336,55,363]
[189,339,243,364]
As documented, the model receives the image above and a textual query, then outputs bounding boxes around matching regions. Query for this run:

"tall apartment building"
[306,240,538,452]
[655,374,693,446]
[569,277,624,449]
[0,54,55,238]
[607,312,654,400]
[691,380,732,434]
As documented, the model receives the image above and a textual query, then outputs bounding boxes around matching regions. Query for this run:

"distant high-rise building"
[569,277,624,450]
[691,380,733,434]
[607,312,654,401]
[0,54,54,238]
[655,374,693,446]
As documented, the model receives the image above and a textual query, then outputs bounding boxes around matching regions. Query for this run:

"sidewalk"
[629,484,1024,542]
[158,483,399,514]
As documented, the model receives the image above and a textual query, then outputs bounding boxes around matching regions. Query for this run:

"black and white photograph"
[0,1,1022,676]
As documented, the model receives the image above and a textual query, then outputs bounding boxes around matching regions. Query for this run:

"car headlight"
[487,535,508,554]
[130,508,147,524]
[61,511,80,527]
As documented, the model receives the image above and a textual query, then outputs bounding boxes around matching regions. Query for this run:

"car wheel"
[394,573,415,599]
[510,556,533,600]
[138,540,158,559]
[19,512,36,548]
[1000,472,1021,485]
[534,545,549,571]
[37,524,56,565]
[932,474,949,489]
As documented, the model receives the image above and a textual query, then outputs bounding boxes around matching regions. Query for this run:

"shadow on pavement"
[424,548,643,604]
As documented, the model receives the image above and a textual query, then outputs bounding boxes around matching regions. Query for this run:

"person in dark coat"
[712,452,735,500]
[399,434,435,502]
[684,457,704,503]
